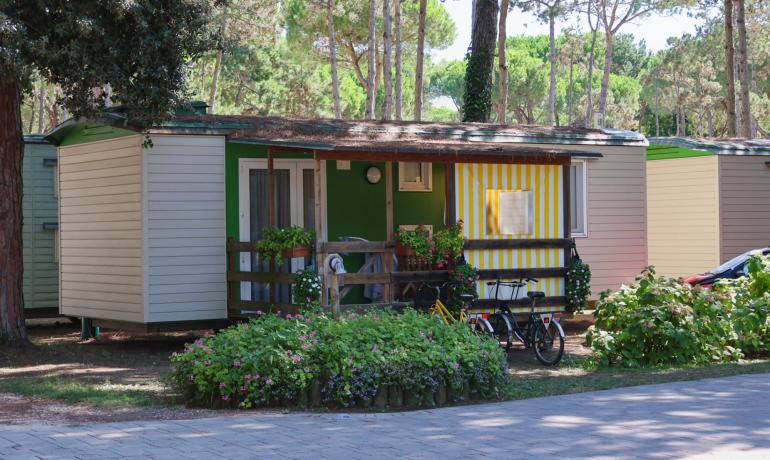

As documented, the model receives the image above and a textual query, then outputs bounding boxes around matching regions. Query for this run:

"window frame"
[398,162,432,192]
[570,160,588,238]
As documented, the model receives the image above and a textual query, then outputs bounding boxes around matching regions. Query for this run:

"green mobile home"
[23,135,60,317]
[647,137,770,278]
[45,113,645,329]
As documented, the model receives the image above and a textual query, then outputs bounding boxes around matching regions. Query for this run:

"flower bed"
[587,255,770,367]
[168,309,508,409]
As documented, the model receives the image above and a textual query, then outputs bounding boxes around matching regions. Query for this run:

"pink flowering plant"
[167,309,506,409]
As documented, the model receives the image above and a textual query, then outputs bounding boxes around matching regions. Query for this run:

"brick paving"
[2,373,770,459]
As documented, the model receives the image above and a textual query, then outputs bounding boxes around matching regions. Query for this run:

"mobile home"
[647,137,770,278]
[46,114,646,329]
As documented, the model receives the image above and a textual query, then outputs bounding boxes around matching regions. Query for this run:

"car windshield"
[709,248,770,274]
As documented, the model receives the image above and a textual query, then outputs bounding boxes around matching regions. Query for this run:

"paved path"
[2,373,770,460]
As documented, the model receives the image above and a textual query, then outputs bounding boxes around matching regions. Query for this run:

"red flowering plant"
[432,223,466,269]
[447,263,480,310]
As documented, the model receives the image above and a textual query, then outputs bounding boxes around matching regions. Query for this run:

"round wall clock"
[365,165,382,184]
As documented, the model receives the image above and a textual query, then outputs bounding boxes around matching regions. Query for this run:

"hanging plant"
[395,225,432,262]
[566,243,591,313]
[254,226,315,266]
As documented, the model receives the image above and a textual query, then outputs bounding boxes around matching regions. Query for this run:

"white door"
[238,159,325,302]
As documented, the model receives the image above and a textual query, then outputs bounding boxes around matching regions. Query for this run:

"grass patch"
[0,376,168,408]
[503,358,770,400]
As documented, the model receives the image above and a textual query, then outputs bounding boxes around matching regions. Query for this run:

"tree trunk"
[366,0,377,120]
[724,0,737,137]
[567,53,575,126]
[585,7,597,128]
[208,10,229,114]
[394,0,403,120]
[37,85,46,133]
[382,0,393,120]
[707,107,714,137]
[497,0,509,124]
[414,0,427,121]
[462,0,499,123]
[654,75,660,137]
[598,32,613,127]
[734,0,751,138]
[327,0,342,118]
[0,77,27,346]
[547,11,557,126]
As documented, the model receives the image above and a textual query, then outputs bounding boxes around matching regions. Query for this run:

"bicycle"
[420,282,495,338]
[486,277,566,366]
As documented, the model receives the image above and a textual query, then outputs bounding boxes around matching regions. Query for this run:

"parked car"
[684,248,770,287]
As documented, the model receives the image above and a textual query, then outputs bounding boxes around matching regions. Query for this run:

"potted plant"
[255,226,315,265]
[395,225,431,259]
[432,222,466,269]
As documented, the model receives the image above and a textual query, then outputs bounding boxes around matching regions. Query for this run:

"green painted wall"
[22,140,59,311]
[58,125,136,146]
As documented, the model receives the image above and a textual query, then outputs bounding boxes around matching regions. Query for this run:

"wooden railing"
[227,237,572,318]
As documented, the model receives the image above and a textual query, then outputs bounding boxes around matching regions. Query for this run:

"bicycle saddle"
[527,291,546,299]
[459,293,477,301]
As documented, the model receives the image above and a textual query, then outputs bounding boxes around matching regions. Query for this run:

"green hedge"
[168,309,508,409]
[587,255,770,367]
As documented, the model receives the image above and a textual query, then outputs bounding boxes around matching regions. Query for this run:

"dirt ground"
[0,319,592,425]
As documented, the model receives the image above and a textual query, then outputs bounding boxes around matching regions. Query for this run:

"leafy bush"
[447,263,480,310]
[168,309,507,409]
[587,256,770,367]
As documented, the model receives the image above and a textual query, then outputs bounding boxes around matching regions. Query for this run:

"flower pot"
[434,384,447,406]
[296,388,309,408]
[283,245,311,259]
[357,396,372,409]
[403,389,419,407]
[462,381,471,401]
[395,242,415,257]
[388,385,404,407]
[421,388,436,407]
[374,385,389,409]
[310,380,322,407]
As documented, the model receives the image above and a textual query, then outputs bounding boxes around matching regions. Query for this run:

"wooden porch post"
[444,163,456,227]
[313,153,328,307]
[384,161,394,302]
[267,147,276,304]
[562,162,573,276]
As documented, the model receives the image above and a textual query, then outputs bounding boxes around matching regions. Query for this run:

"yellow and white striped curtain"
[456,163,564,303]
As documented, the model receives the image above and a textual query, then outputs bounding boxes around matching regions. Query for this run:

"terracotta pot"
[374,385,389,409]
[395,242,415,257]
[434,384,447,406]
[310,380,322,407]
[282,245,311,259]
[388,385,404,407]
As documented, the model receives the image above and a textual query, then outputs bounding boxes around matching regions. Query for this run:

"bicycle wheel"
[474,317,496,340]
[490,313,513,351]
[533,320,565,366]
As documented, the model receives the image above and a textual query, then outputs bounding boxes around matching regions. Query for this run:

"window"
[570,161,587,237]
[398,162,432,192]
[486,189,534,235]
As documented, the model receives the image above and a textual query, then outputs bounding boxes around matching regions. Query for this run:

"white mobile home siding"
[22,140,59,311]
[58,135,145,322]
[145,135,227,322]
[647,156,720,278]
[719,155,770,262]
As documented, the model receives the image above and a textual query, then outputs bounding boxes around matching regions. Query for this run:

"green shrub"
[715,256,770,357]
[587,256,770,367]
[586,267,741,367]
[167,309,507,408]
